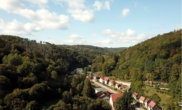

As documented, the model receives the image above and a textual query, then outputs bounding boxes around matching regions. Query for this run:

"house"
[96,91,110,103]
[132,92,139,100]
[139,96,145,104]
[147,101,162,110]
[93,76,100,81]
[115,83,121,89]
[99,77,104,83]
[75,68,83,74]
[144,98,151,108]
[97,91,105,98]
[107,90,114,95]
[103,77,109,84]
[109,80,115,86]
[109,93,123,109]
[99,76,109,84]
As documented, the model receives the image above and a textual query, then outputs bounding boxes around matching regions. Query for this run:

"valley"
[0,29,181,110]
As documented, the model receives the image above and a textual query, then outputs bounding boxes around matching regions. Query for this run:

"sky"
[0,0,181,47]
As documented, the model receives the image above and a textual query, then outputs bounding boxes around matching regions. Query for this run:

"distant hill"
[114,30,181,82]
[60,45,126,55]
[92,29,181,81]
[0,35,93,71]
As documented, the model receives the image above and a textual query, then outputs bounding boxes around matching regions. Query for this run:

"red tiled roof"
[109,80,115,83]
[111,93,123,103]
[148,101,156,108]
[103,77,109,81]
[139,96,145,101]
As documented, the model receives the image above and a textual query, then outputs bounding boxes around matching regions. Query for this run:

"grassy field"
[143,85,171,109]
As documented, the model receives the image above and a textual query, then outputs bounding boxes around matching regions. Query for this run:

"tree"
[2,53,22,66]
[150,94,161,104]
[25,101,39,110]
[17,60,34,76]
[71,76,81,88]
[0,75,11,89]
[22,73,38,87]
[62,91,72,103]
[114,91,132,110]
[131,81,143,93]
[84,67,88,75]
[76,82,83,95]
[51,70,58,80]
[29,82,48,100]
[83,79,95,97]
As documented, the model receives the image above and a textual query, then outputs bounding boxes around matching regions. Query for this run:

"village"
[71,67,164,110]
[86,74,162,110]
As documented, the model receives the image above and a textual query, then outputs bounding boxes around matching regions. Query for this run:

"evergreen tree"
[62,91,72,103]
[83,79,94,97]
[114,91,132,110]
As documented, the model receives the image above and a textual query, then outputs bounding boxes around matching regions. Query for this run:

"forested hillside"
[91,30,181,109]
[0,35,94,71]
[0,30,181,109]
[61,45,126,55]
[0,35,111,110]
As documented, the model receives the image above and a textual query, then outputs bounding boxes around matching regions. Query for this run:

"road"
[115,80,131,87]
[92,80,119,93]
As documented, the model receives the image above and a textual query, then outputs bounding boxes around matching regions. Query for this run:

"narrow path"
[92,80,119,93]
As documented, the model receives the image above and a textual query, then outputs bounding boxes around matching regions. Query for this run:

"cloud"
[92,34,97,37]
[126,29,135,35]
[20,9,70,29]
[56,0,95,22]
[68,9,94,22]
[0,0,24,12]
[104,1,110,10]
[93,1,110,11]
[102,29,147,43]
[45,34,114,47]
[27,0,48,7]
[93,1,102,10]
[0,19,39,35]
[0,0,70,35]
[59,0,85,9]
[68,34,83,39]
[122,8,130,17]
[27,0,48,5]
[101,39,113,45]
